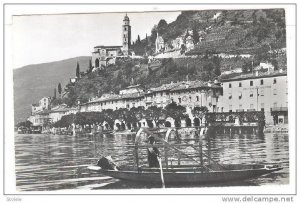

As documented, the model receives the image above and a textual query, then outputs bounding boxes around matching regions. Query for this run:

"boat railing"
[134,127,217,173]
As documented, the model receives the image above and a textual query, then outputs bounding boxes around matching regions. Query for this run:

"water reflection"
[14,132,289,191]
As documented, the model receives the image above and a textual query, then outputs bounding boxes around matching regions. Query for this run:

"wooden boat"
[88,128,282,185]
[88,164,282,184]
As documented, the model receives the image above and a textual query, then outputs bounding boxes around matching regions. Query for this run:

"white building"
[31,97,51,115]
[219,70,288,124]
[155,33,165,53]
[91,14,131,68]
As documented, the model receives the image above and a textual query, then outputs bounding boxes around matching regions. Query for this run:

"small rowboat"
[88,128,282,185]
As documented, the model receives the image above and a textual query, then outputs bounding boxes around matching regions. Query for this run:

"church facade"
[91,14,131,69]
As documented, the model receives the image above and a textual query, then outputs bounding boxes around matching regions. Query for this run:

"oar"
[142,128,214,172]
[158,157,165,188]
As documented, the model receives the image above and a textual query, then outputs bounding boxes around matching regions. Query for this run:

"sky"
[12,11,181,69]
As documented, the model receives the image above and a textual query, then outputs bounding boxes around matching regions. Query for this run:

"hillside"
[13,56,91,123]
[132,9,286,55]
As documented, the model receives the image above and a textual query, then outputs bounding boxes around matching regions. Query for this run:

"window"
[250,91,253,97]
[229,83,232,88]
[273,89,277,95]
[221,107,224,112]
[239,82,242,87]
[178,98,181,103]
[124,27,127,31]
[260,79,264,85]
[238,93,242,100]
[260,89,264,96]
[189,96,192,101]
[273,78,277,84]
[250,81,253,86]
[229,94,232,100]
[126,104,130,108]
[196,96,199,101]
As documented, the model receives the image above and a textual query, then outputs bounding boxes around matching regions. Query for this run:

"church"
[91,14,132,68]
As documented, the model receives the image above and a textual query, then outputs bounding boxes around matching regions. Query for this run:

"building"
[31,97,51,115]
[155,33,165,53]
[80,85,145,112]
[219,70,288,125]
[80,80,222,114]
[28,110,51,127]
[172,37,184,50]
[91,14,131,69]
[92,45,122,68]
[185,35,195,51]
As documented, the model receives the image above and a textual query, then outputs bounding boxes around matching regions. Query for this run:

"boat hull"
[88,165,282,184]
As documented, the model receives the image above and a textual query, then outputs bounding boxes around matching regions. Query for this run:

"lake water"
[14,131,289,191]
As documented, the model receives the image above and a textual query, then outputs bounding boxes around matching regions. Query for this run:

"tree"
[212,56,221,76]
[192,106,208,125]
[88,59,93,73]
[165,102,187,127]
[53,88,56,99]
[58,83,62,95]
[76,62,80,78]
[137,35,141,44]
[157,19,168,34]
[16,120,32,128]
[192,25,200,44]
[146,106,166,125]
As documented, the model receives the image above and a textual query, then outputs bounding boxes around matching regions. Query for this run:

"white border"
[1,1,298,202]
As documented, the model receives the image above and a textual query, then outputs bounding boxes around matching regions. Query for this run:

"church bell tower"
[122,13,131,55]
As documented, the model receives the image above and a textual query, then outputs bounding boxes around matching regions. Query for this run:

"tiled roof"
[121,92,144,99]
[221,70,287,82]
[94,45,122,49]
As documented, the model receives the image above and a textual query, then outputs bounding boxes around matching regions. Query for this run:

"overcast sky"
[12,11,180,69]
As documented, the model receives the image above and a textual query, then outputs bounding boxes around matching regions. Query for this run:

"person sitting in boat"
[147,136,160,168]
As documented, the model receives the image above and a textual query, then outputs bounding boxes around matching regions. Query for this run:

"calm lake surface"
[14,131,289,191]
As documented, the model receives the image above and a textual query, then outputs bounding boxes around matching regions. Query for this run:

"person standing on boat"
[147,136,160,168]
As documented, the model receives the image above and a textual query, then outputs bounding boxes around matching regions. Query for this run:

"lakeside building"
[91,14,132,69]
[28,104,79,127]
[31,97,51,115]
[219,70,288,125]
[79,80,222,128]
[79,85,145,112]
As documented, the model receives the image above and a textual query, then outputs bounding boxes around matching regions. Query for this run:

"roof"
[146,80,221,94]
[121,92,144,99]
[124,84,142,89]
[123,14,129,21]
[221,70,287,82]
[94,45,122,49]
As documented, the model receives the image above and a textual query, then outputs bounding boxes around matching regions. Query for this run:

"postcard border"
[2,2,297,196]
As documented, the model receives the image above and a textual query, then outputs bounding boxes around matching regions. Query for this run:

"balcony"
[271,107,288,112]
